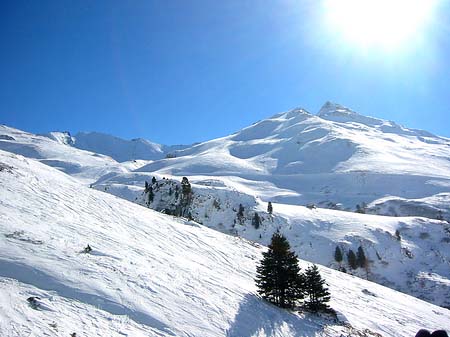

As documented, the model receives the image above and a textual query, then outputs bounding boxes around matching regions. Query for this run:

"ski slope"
[1,150,449,336]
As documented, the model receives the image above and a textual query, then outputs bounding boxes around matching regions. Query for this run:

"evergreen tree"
[179,177,192,217]
[334,246,343,263]
[152,176,157,184]
[237,204,244,217]
[267,202,273,214]
[395,229,401,241]
[147,186,154,204]
[252,212,261,229]
[357,246,367,268]
[304,264,331,312]
[144,181,149,192]
[255,233,305,308]
[181,177,191,196]
[348,249,357,269]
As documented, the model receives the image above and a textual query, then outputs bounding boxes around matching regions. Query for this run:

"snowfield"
[1,150,450,336]
[133,103,450,209]
[0,125,134,184]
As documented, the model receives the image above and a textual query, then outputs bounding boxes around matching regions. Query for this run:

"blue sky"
[1,1,449,144]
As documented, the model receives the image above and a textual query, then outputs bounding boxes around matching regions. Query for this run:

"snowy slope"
[0,125,138,184]
[93,173,450,308]
[1,150,450,337]
[368,193,450,220]
[134,103,450,208]
[73,131,189,162]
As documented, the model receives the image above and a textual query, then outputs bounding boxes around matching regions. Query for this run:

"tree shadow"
[226,293,328,337]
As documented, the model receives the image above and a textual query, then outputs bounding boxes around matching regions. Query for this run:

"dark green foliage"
[357,246,367,268]
[147,186,154,204]
[348,249,357,269]
[334,246,343,263]
[304,264,331,312]
[83,244,92,253]
[355,202,367,214]
[252,212,261,229]
[255,233,305,308]
[152,176,157,184]
[181,177,191,196]
[237,204,244,217]
[237,204,245,225]
[267,202,273,214]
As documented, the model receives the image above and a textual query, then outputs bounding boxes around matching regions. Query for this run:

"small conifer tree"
[348,249,357,269]
[267,202,273,214]
[304,264,331,312]
[152,176,157,184]
[147,186,154,204]
[252,212,261,229]
[255,233,305,308]
[334,246,343,263]
[357,246,367,268]
[237,204,244,217]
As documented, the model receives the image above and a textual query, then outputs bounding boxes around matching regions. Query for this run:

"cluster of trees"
[256,233,331,312]
[144,176,193,217]
[334,245,367,270]
[236,202,273,228]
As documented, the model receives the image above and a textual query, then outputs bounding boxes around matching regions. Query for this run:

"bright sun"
[323,0,437,50]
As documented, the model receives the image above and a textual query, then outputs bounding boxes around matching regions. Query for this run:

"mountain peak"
[317,101,357,117]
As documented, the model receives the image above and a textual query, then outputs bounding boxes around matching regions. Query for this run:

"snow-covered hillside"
[1,150,450,337]
[0,125,144,184]
[92,173,450,308]
[71,131,189,162]
[133,102,450,209]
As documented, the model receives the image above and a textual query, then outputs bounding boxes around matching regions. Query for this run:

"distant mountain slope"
[1,149,449,336]
[135,102,450,208]
[73,131,189,162]
[0,125,129,184]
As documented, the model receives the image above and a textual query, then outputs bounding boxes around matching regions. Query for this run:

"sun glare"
[323,0,437,51]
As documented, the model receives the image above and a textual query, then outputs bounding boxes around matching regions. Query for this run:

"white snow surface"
[133,103,450,207]
[1,150,450,337]
[73,131,189,162]
[0,125,140,184]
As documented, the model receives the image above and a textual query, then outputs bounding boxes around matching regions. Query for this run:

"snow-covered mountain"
[71,131,189,162]
[1,102,450,334]
[132,102,450,210]
[0,125,136,184]
[1,149,449,337]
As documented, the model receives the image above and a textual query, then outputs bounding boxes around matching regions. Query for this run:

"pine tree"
[152,176,157,184]
[348,249,357,269]
[255,233,305,308]
[304,264,331,312]
[267,202,273,214]
[147,186,154,204]
[181,177,191,196]
[334,246,343,263]
[252,212,261,229]
[395,229,401,241]
[237,204,244,217]
[357,246,367,268]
